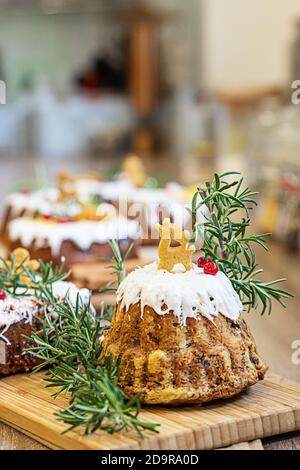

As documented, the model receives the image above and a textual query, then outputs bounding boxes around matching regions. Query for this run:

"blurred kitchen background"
[0,0,299,382]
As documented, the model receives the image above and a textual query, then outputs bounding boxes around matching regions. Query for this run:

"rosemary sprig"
[99,239,133,294]
[191,172,293,314]
[0,254,67,298]
[26,298,158,437]
[26,240,159,437]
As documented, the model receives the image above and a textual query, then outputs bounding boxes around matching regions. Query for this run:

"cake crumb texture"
[102,302,268,404]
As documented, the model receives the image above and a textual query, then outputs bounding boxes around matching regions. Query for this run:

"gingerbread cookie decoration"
[74,205,110,222]
[156,218,195,272]
[122,154,146,188]
[5,248,39,285]
[57,171,77,201]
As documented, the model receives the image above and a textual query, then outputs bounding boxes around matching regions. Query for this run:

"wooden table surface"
[0,240,299,450]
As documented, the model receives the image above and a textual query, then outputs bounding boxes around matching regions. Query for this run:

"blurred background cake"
[6,210,140,269]
[0,248,91,375]
[1,159,192,248]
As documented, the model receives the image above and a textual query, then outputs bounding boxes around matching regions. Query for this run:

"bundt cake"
[0,187,58,241]
[102,219,268,405]
[1,179,190,249]
[0,171,106,241]
[6,210,141,269]
[0,248,91,375]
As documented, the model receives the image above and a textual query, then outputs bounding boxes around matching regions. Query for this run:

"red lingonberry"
[197,256,210,268]
[203,261,218,275]
[0,290,6,300]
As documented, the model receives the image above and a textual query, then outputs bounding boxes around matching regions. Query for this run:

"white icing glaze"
[8,216,141,256]
[75,179,133,202]
[4,181,205,240]
[0,296,41,344]
[172,263,186,274]
[121,188,191,230]
[5,188,59,217]
[51,281,91,306]
[4,181,198,232]
[0,281,92,344]
[85,180,134,201]
[73,180,192,229]
[117,262,243,324]
[75,178,185,206]
[4,185,115,218]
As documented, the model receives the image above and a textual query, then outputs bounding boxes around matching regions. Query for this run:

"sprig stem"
[191,172,293,314]
[25,241,159,438]
[0,255,68,298]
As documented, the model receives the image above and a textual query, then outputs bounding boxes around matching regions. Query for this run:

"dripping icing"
[0,282,91,344]
[117,262,243,323]
[8,216,141,256]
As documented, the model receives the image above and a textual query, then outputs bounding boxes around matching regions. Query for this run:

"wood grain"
[0,422,47,450]
[1,240,300,449]
[219,439,264,450]
[0,373,299,450]
[263,431,300,450]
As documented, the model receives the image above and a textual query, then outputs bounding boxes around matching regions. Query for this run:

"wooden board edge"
[0,417,57,450]
[1,374,300,450]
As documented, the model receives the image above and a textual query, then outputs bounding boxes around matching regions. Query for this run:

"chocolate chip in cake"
[250,355,259,365]
[200,358,210,369]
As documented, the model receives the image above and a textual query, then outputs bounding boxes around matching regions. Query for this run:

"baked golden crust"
[101,302,268,404]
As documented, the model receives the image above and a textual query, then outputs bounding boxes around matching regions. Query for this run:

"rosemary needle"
[191,172,293,314]
[24,242,159,438]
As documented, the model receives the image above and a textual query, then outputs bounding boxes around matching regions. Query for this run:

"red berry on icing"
[0,290,6,300]
[197,256,210,268]
[203,261,218,275]
[43,214,51,220]
[21,189,30,195]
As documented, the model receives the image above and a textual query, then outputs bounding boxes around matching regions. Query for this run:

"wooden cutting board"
[0,373,299,450]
